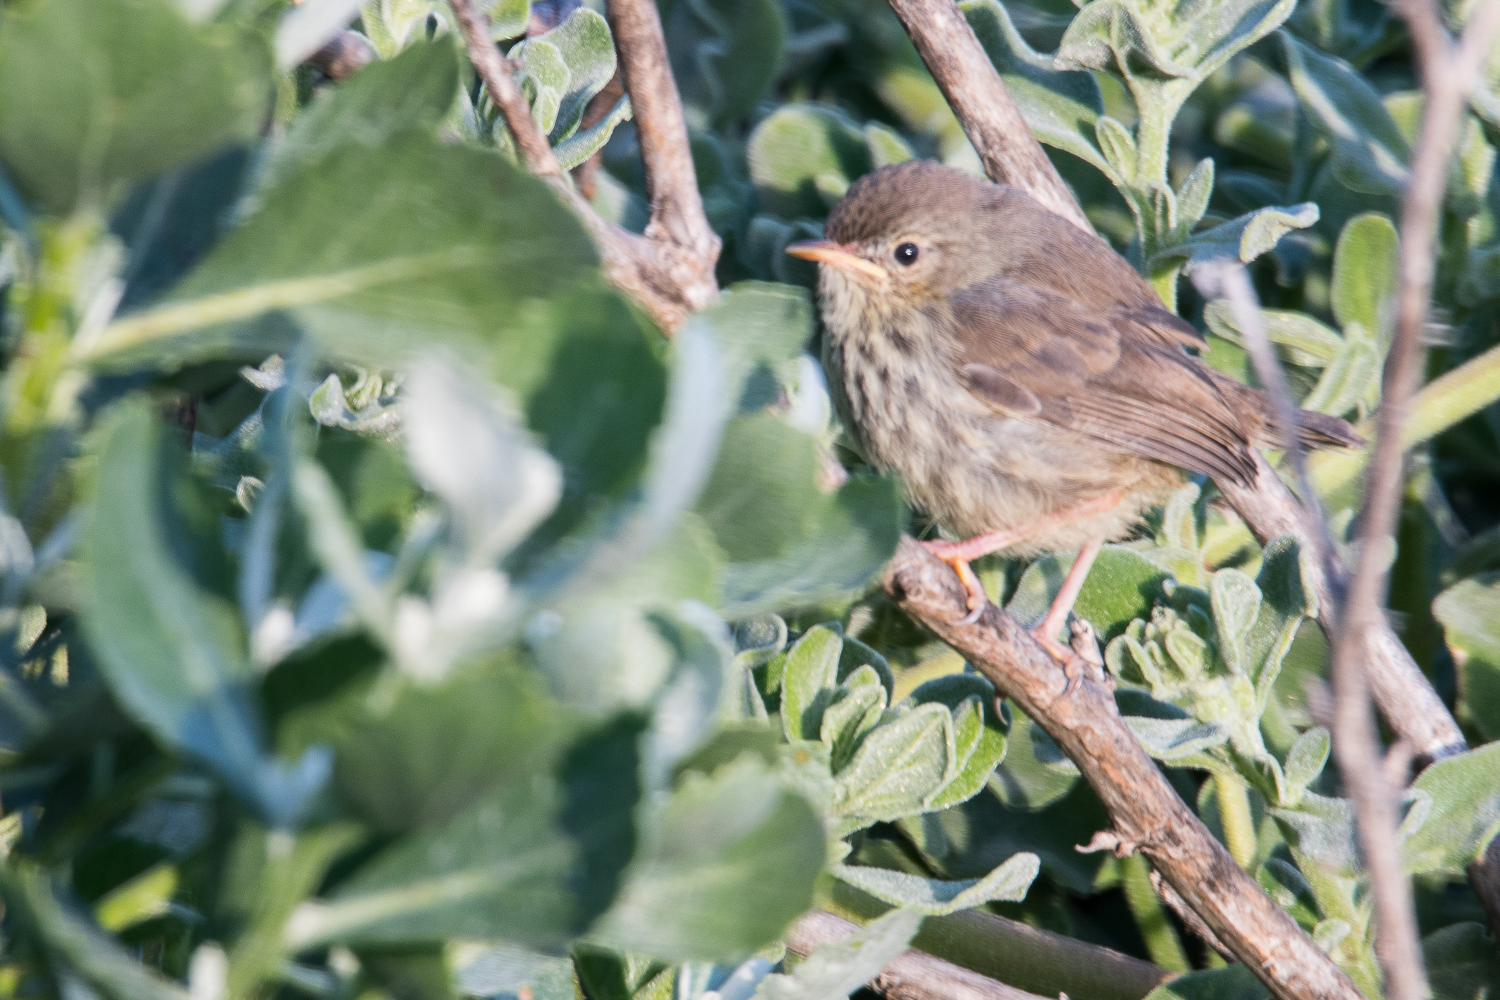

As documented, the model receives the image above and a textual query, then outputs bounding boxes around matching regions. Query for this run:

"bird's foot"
[1029,626,1086,694]
[920,540,988,625]
[1029,620,1106,696]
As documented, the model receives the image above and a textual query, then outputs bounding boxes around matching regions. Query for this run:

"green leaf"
[553,95,633,171]
[1125,716,1230,761]
[754,909,922,1000]
[1433,573,1500,742]
[1257,857,1321,929]
[1054,0,1195,78]
[1203,301,1344,368]
[0,862,193,1000]
[1282,726,1330,804]
[831,853,1039,916]
[516,8,617,143]
[1210,569,1261,674]
[865,123,915,169]
[1282,32,1410,196]
[1007,545,1172,641]
[747,104,870,218]
[660,0,787,128]
[905,674,1009,809]
[1140,964,1268,1000]
[258,39,459,193]
[832,702,955,832]
[1403,742,1500,876]
[79,400,327,826]
[294,714,643,948]
[591,756,825,960]
[1424,922,1500,1000]
[963,0,1108,174]
[1155,203,1320,270]
[1245,535,1318,705]
[86,131,596,369]
[455,944,574,1000]
[821,669,888,773]
[1330,213,1398,336]
[1301,338,1381,416]
[1176,159,1216,232]
[0,0,269,212]
[780,624,843,742]
[324,659,568,834]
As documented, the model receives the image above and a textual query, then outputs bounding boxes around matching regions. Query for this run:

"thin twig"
[884,0,1096,234]
[1333,2,1500,998]
[785,910,1053,1000]
[445,0,721,331]
[882,539,1363,1000]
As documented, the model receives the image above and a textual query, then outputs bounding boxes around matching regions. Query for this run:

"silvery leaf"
[831,853,1039,916]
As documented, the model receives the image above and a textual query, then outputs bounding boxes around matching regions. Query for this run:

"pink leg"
[921,491,1125,627]
[1030,534,1105,670]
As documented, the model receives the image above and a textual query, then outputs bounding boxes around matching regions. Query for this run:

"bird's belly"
[837,350,1175,553]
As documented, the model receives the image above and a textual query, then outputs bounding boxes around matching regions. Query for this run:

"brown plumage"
[789,160,1358,647]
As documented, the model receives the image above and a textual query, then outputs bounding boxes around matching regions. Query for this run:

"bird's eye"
[893,242,920,266]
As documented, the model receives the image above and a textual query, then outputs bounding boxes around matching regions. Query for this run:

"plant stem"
[1402,340,1500,446]
[1213,773,1258,870]
[1120,855,1191,973]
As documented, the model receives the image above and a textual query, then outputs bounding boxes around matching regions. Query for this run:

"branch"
[882,539,1363,1000]
[825,883,1173,1000]
[1147,868,1235,963]
[884,0,1095,234]
[445,0,721,331]
[1330,2,1500,998]
[785,910,1052,1000]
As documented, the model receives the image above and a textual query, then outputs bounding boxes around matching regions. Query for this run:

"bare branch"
[1330,2,1500,998]
[882,539,1364,1000]
[445,0,721,331]
[785,910,1053,1000]
[884,0,1096,234]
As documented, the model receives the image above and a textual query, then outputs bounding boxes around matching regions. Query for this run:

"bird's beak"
[785,240,885,282]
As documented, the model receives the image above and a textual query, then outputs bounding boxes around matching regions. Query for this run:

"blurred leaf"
[1432,573,1500,742]
[1424,923,1500,1000]
[1330,212,1398,336]
[1403,742,1500,877]
[1141,964,1268,1000]
[296,714,643,948]
[1301,338,1380,416]
[0,862,193,1000]
[754,909,921,1000]
[80,401,327,826]
[0,0,269,212]
[85,131,596,371]
[455,943,575,1000]
[1282,32,1409,196]
[1282,726,1330,805]
[748,105,869,218]
[831,853,1038,915]
[661,0,787,128]
[258,38,459,193]
[1054,0,1195,77]
[1203,301,1344,367]
[591,756,825,960]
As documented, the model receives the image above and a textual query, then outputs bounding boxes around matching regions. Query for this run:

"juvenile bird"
[787,161,1358,667]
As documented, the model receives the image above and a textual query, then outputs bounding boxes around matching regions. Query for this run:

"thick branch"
[446,0,720,331]
[883,538,1363,1000]
[884,0,1095,234]
[1330,3,1500,999]
[785,910,1051,1000]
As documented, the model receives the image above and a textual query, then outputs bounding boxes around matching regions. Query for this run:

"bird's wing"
[949,277,1257,486]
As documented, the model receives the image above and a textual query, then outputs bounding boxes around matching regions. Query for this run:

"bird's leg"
[920,491,1125,627]
[1031,535,1105,690]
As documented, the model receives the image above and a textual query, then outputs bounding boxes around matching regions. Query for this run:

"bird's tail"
[1291,406,1365,450]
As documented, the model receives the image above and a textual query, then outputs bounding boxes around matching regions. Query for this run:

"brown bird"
[787,161,1358,667]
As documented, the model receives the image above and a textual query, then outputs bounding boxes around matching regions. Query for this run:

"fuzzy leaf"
[1331,212,1399,336]
[1301,338,1380,416]
[964,0,1108,173]
[831,853,1039,916]
[1203,301,1345,367]
[1158,203,1321,270]
[1210,569,1261,674]
[1402,742,1500,876]
[1282,726,1330,804]
[906,674,1009,809]
[754,909,922,1000]
[1433,573,1500,742]
[1282,33,1410,196]
[832,703,956,831]
[780,625,843,742]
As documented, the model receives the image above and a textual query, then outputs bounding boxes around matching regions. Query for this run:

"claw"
[921,540,989,626]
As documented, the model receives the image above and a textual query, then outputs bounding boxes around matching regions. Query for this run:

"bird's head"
[786,160,997,305]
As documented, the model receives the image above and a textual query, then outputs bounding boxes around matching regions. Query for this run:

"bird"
[786,160,1359,670]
